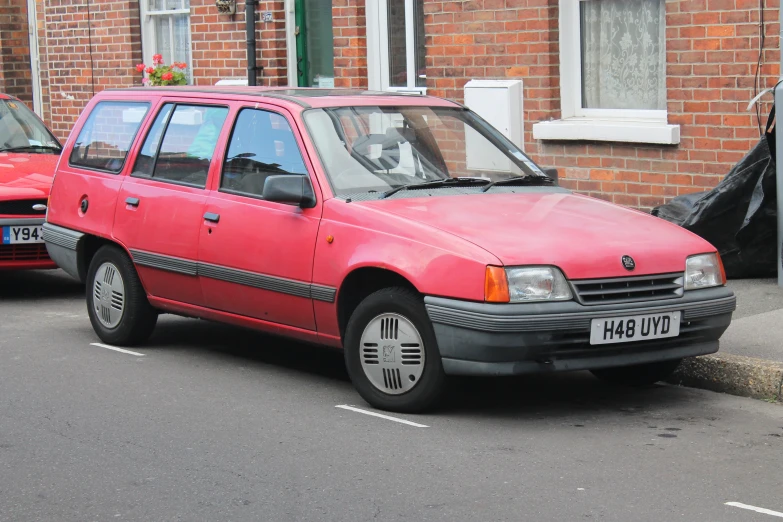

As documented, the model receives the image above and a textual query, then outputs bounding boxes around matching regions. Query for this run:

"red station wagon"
[44,87,735,412]
[0,94,62,270]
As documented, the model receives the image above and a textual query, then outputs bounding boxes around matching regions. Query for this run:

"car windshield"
[0,99,61,154]
[304,106,549,197]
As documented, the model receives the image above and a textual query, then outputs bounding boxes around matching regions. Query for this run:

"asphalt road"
[2,270,783,522]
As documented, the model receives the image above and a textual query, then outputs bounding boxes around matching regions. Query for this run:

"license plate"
[590,312,681,345]
[2,225,44,244]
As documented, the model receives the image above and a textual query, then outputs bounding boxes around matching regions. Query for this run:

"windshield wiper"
[481,175,554,192]
[381,177,490,199]
[0,145,61,154]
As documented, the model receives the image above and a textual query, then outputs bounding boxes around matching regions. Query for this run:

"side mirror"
[262,175,317,208]
[543,167,559,185]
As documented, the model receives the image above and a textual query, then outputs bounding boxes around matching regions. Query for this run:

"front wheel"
[590,359,682,387]
[86,245,158,346]
[344,287,446,413]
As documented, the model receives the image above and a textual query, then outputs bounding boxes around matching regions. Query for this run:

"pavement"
[668,278,783,402]
[3,269,783,521]
[720,279,783,362]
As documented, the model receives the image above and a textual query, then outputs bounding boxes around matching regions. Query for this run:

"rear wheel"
[86,245,157,346]
[590,359,682,387]
[344,287,446,413]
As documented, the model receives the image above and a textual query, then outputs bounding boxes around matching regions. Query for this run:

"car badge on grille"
[621,255,636,271]
[32,204,47,211]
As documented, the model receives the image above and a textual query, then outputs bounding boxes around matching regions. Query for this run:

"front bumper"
[0,217,55,270]
[425,287,735,376]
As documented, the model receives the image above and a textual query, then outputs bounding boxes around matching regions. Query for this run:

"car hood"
[0,152,58,201]
[358,191,716,279]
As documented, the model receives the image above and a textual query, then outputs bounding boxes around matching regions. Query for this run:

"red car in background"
[0,94,62,270]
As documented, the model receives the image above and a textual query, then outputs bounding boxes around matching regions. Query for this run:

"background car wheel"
[86,245,157,346]
[344,287,446,413]
[590,359,682,387]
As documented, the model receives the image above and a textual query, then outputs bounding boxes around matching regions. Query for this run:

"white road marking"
[335,405,429,428]
[726,502,783,518]
[90,343,145,357]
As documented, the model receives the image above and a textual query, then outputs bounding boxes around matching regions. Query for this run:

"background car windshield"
[304,106,545,196]
[0,100,61,152]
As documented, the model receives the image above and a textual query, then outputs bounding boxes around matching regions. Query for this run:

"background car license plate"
[2,225,44,244]
[590,312,680,345]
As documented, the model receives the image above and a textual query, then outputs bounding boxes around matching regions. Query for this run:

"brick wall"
[424,0,780,210]
[541,0,781,210]
[332,0,367,88]
[39,0,293,141]
[15,0,782,211]
[40,0,142,140]
[0,0,34,106]
[190,0,288,87]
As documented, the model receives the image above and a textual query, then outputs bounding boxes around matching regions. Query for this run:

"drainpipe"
[246,0,260,86]
[777,7,783,286]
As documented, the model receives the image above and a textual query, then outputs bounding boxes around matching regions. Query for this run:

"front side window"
[304,106,548,197]
[70,102,150,173]
[0,99,61,154]
[132,103,228,188]
[141,0,192,83]
[221,108,309,198]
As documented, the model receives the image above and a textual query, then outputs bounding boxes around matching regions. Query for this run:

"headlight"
[485,266,572,303]
[684,253,725,290]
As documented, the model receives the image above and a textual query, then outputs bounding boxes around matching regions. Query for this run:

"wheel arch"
[336,266,420,342]
[77,234,134,283]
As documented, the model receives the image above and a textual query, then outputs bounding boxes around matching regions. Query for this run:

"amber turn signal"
[485,265,510,303]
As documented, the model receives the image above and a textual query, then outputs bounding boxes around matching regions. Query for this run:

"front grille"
[0,199,47,216]
[572,273,684,305]
[0,244,50,262]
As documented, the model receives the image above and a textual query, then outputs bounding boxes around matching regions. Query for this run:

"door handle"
[125,197,140,207]
[203,212,220,223]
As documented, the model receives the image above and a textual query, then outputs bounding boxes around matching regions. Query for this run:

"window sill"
[532,118,680,145]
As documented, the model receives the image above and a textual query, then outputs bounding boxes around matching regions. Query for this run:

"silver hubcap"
[93,262,125,329]
[359,313,425,395]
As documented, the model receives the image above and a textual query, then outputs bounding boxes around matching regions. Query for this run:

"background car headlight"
[501,266,572,302]
[684,253,725,290]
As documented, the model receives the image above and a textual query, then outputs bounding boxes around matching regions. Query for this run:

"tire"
[344,287,446,413]
[86,245,157,346]
[590,359,682,387]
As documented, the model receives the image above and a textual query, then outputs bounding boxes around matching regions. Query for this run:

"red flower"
[152,54,163,65]
[145,67,154,74]
[161,72,174,81]
[174,62,187,69]
[135,63,145,73]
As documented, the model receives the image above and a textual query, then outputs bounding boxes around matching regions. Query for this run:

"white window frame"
[366,0,426,94]
[532,0,679,145]
[140,0,194,84]
[26,0,43,115]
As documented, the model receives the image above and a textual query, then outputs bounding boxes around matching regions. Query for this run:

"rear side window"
[221,108,308,198]
[69,101,149,173]
[132,103,228,188]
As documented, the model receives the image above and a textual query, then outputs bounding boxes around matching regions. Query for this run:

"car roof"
[98,86,463,110]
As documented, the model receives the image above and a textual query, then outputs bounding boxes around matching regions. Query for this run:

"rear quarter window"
[69,101,149,173]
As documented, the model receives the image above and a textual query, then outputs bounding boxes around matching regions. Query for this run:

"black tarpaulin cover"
[651,107,777,278]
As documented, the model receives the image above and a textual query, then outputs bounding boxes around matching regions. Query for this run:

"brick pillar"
[0,0,34,106]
